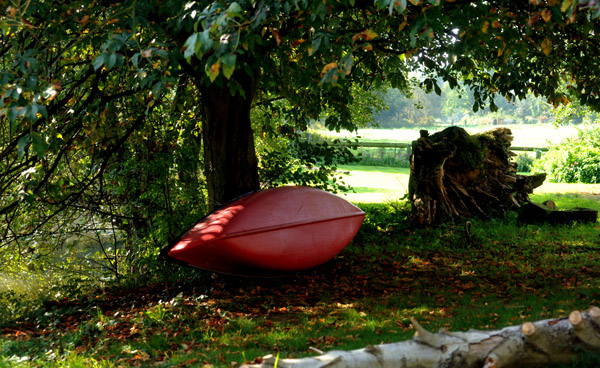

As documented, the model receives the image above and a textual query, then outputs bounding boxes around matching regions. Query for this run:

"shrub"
[356,147,411,168]
[515,153,535,173]
[533,125,600,183]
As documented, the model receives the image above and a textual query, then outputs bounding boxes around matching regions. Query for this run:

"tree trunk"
[408,126,545,226]
[244,307,600,368]
[199,73,260,208]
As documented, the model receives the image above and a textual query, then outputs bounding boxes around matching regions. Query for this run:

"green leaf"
[26,76,37,89]
[155,49,168,58]
[115,54,124,69]
[17,134,30,158]
[252,6,268,27]
[31,132,48,159]
[309,37,322,56]
[107,53,117,70]
[490,100,498,112]
[561,0,573,12]
[340,53,353,76]
[93,53,107,71]
[227,2,242,15]
[409,19,424,48]
[183,33,198,59]
[196,30,214,58]
[206,58,221,82]
[8,107,19,123]
[26,104,39,121]
[152,81,163,100]
[396,0,407,13]
[132,53,140,67]
[221,54,236,79]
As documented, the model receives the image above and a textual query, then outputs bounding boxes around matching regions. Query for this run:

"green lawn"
[2,164,600,367]
[338,164,600,210]
[316,123,579,148]
[337,165,410,203]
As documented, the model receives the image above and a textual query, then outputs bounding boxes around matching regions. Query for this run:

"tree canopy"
[1,0,600,275]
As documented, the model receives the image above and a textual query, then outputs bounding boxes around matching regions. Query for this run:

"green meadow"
[338,164,600,206]
[315,123,579,148]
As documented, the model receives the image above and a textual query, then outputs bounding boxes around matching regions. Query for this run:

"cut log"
[518,202,598,225]
[243,307,600,368]
[408,127,546,226]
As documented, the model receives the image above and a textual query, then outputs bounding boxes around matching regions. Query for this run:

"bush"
[514,153,535,173]
[533,125,600,183]
[356,147,411,168]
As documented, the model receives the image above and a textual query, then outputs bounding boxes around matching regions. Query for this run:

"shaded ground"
[2,212,600,366]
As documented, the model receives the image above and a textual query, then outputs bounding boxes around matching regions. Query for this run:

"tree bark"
[199,73,260,208]
[408,127,545,226]
[244,307,600,368]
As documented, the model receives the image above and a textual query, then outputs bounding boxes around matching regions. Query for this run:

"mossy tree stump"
[408,126,545,226]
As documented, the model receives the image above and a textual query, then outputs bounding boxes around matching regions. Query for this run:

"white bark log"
[242,307,600,368]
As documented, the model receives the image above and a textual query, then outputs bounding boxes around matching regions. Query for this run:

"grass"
[338,164,600,206]
[337,165,410,203]
[3,212,599,367]
[315,123,579,148]
[2,164,600,367]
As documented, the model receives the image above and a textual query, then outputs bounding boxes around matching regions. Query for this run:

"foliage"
[256,134,358,193]
[374,85,444,128]
[0,0,212,283]
[533,125,600,183]
[552,99,600,125]
[252,91,364,193]
[0,291,37,328]
[515,152,536,173]
[356,147,411,168]
[375,83,553,128]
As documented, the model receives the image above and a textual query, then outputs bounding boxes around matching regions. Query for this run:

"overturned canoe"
[162,186,365,276]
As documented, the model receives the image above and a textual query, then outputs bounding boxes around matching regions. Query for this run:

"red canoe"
[162,186,365,276]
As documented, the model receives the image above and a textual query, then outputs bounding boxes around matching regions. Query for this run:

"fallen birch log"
[243,307,600,368]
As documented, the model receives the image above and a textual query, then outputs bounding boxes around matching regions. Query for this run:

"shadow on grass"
[2,201,600,367]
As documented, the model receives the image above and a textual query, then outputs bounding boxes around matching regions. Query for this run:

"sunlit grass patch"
[314,123,577,148]
[531,192,600,212]
[339,163,600,206]
[337,164,409,203]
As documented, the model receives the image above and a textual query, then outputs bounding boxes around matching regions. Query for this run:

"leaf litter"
[2,217,600,366]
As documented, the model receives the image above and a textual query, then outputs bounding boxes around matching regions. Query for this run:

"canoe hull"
[162,186,365,276]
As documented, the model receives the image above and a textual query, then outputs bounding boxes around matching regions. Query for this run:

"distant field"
[337,165,410,203]
[316,123,579,148]
[338,164,600,205]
